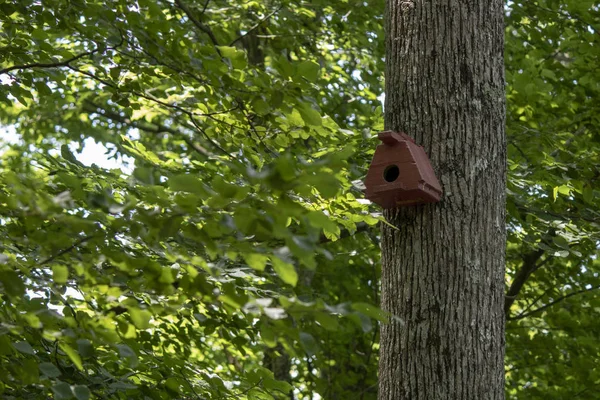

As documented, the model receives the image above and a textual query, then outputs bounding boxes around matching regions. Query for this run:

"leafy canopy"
[0,0,599,399]
[0,0,383,399]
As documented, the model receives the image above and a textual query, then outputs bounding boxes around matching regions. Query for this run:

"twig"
[187,115,232,158]
[516,287,554,318]
[70,66,237,119]
[0,50,97,75]
[173,0,221,48]
[200,0,210,15]
[508,286,600,320]
[39,235,95,266]
[508,140,531,163]
[82,100,214,158]
[230,5,284,46]
[178,367,202,400]
[531,3,598,35]
[238,103,277,156]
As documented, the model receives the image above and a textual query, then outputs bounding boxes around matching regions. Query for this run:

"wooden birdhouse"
[365,131,442,209]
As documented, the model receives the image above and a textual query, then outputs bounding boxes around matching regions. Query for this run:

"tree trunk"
[378,1,506,399]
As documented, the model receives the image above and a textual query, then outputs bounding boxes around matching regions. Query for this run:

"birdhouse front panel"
[365,131,442,209]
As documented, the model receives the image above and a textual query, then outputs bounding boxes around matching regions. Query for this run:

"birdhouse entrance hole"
[383,165,399,182]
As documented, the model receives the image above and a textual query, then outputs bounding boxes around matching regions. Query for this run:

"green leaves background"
[0,0,598,399]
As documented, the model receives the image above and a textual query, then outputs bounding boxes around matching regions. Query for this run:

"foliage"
[0,0,598,399]
[0,0,384,398]
[504,1,600,398]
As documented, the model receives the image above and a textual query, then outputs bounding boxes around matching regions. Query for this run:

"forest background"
[0,0,599,399]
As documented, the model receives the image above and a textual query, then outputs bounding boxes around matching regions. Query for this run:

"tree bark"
[378,1,506,399]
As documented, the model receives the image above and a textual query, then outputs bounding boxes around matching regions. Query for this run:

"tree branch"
[173,0,220,48]
[504,249,544,316]
[515,286,554,318]
[516,203,599,224]
[230,5,284,46]
[0,50,98,75]
[39,235,95,266]
[508,286,600,320]
[187,114,232,158]
[82,100,214,158]
[200,0,210,15]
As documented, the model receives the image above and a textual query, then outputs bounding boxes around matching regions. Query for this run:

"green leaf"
[165,377,181,393]
[299,332,318,356]
[582,186,593,204]
[22,359,39,384]
[297,60,320,83]
[60,144,83,167]
[117,344,138,368]
[243,253,269,271]
[52,381,74,400]
[251,97,270,115]
[314,312,339,331]
[271,257,298,286]
[133,167,155,185]
[60,343,83,371]
[217,46,247,69]
[0,335,14,356]
[39,362,62,378]
[307,211,338,233]
[297,103,322,126]
[351,302,388,322]
[73,385,91,400]
[552,235,569,250]
[52,265,69,284]
[0,270,25,297]
[305,173,339,198]
[76,339,94,359]
[168,174,207,196]
[129,308,152,329]
[13,341,35,355]
[260,323,277,348]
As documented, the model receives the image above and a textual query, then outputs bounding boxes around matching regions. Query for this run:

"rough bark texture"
[378,0,506,399]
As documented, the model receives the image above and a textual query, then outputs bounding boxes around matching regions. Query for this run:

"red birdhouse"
[365,131,442,209]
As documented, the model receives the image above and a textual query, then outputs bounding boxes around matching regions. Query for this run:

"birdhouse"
[365,131,442,209]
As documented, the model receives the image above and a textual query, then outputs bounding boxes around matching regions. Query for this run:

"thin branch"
[0,50,97,75]
[238,102,277,156]
[70,66,237,118]
[82,100,214,158]
[530,255,553,274]
[1,33,125,76]
[516,203,599,224]
[508,286,600,320]
[83,100,177,135]
[39,235,95,266]
[173,0,220,48]
[120,37,210,86]
[531,4,598,35]
[230,5,284,46]
[200,0,210,15]
[187,114,232,158]
[68,69,235,158]
[178,367,202,400]
[516,287,554,317]
[508,140,531,163]
[68,65,116,88]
